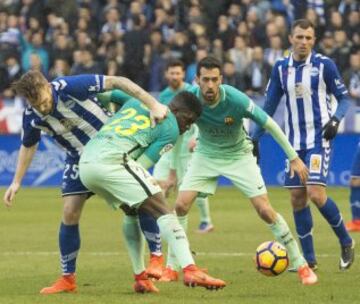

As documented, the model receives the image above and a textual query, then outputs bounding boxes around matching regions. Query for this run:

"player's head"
[165,59,185,90]
[169,91,202,134]
[289,19,316,61]
[12,70,53,115]
[196,56,223,105]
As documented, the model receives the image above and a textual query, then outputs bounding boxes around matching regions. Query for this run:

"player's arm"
[3,143,38,207]
[322,59,352,140]
[96,90,133,109]
[251,62,284,142]
[245,99,308,184]
[104,76,168,125]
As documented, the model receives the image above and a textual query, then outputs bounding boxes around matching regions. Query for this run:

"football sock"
[122,215,145,275]
[269,213,306,269]
[138,210,162,256]
[293,206,316,264]
[158,214,193,270]
[59,222,80,275]
[350,186,360,220]
[318,197,352,246]
[195,197,212,224]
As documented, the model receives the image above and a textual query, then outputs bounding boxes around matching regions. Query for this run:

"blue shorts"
[284,146,331,188]
[62,156,92,196]
[351,142,360,178]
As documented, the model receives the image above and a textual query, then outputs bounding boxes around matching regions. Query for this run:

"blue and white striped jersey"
[264,52,349,150]
[22,74,111,157]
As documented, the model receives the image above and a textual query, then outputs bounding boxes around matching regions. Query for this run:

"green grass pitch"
[0,187,359,304]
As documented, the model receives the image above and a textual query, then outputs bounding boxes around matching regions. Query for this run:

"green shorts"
[179,152,267,198]
[79,158,162,210]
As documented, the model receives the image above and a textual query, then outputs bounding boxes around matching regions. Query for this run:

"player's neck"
[170,82,184,92]
[292,52,310,62]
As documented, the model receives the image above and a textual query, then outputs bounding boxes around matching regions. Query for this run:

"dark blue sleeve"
[251,62,284,140]
[51,75,105,100]
[21,110,41,147]
[323,59,351,120]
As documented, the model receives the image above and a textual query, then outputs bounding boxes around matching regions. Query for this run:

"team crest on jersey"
[224,116,234,125]
[59,118,76,131]
[159,144,174,155]
[310,154,322,174]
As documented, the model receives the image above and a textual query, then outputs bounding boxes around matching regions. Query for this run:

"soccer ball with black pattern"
[255,241,289,276]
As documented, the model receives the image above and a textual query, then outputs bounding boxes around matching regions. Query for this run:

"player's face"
[30,84,54,115]
[175,110,199,134]
[289,26,315,61]
[166,66,185,90]
[196,67,222,105]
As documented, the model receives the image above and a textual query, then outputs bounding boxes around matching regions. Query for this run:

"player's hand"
[252,140,260,164]
[322,117,340,140]
[150,103,169,127]
[3,182,20,208]
[289,157,309,185]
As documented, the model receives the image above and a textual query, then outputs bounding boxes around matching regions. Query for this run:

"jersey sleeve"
[51,75,105,100]
[143,117,178,164]
[263,61,284,117]
[21,109,41,147]
[323,58,348,99]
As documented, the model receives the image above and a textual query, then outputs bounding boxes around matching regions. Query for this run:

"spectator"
[222,60,244,91]
[343,51,360,105]
[333,30,353,71]
[70,49,103,75]
[317,31,336,59]
[48,58,70,79]
[228,35,253,75]
[215,14,236,51]
[264,34,284,67]
[185,47,208,84]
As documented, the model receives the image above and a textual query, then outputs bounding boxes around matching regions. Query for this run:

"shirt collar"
[288,51,313,67]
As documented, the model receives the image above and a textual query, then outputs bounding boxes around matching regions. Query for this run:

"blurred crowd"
[0,0,359,133]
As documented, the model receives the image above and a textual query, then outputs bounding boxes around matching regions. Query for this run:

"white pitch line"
[1,251,357,258]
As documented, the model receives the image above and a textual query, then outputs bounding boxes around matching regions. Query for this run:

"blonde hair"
[12,70,48,102]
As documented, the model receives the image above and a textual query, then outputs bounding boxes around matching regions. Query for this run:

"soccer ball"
[255,241,289,276]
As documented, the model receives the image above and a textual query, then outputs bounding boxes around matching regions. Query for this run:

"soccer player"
[345,142,360,231]
[252,19,355,270]
[78,91,226,292]
[163,56,318,285]
[155,59,214,234]
[2,70,168,294]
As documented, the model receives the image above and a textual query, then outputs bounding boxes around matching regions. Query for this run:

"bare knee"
[290,188,307,211]
[175,191,197,216]
[307,186,327,207]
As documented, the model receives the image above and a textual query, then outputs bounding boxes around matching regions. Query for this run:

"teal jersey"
[159,83,193,105]
[158,83,195,163]
[189,84,268,159]
[90,99,179,164]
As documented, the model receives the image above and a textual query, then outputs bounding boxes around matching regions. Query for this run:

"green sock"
[122,215,145,275]
[269,213,307,270]
[195,197,211,223]
[158,214,193,270]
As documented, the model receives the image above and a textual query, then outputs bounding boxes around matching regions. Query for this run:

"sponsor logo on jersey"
[310,154,322,174]
[224,116,234,125]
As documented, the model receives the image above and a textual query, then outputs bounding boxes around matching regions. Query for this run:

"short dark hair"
[170,91,202,117]
[166,58,185,71]
[12,70,48,101]
[291,19,315,33]
[196,56,222,76]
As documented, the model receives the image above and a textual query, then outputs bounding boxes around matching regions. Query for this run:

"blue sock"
[59,223,80,274]
[293,206,316,264]
[318,198,352,246]
[350,187,360,220]
[138,211,162,255]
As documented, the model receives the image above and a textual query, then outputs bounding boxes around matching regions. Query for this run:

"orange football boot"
[146,254,164,280]
[345,220,360,232]
[134,271,159,293]
[158,267,179,282]
[40,274,76,294]
[298,264,318,285]
[183,265,226,290]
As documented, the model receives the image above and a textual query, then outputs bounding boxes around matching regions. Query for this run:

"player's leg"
[346,144,360,231]
[40,157,91,295]
[225,152,317,285]
[284,150,317,270]
[195,196,214,233]
[305,146,354,270]
[139,193,226,290]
